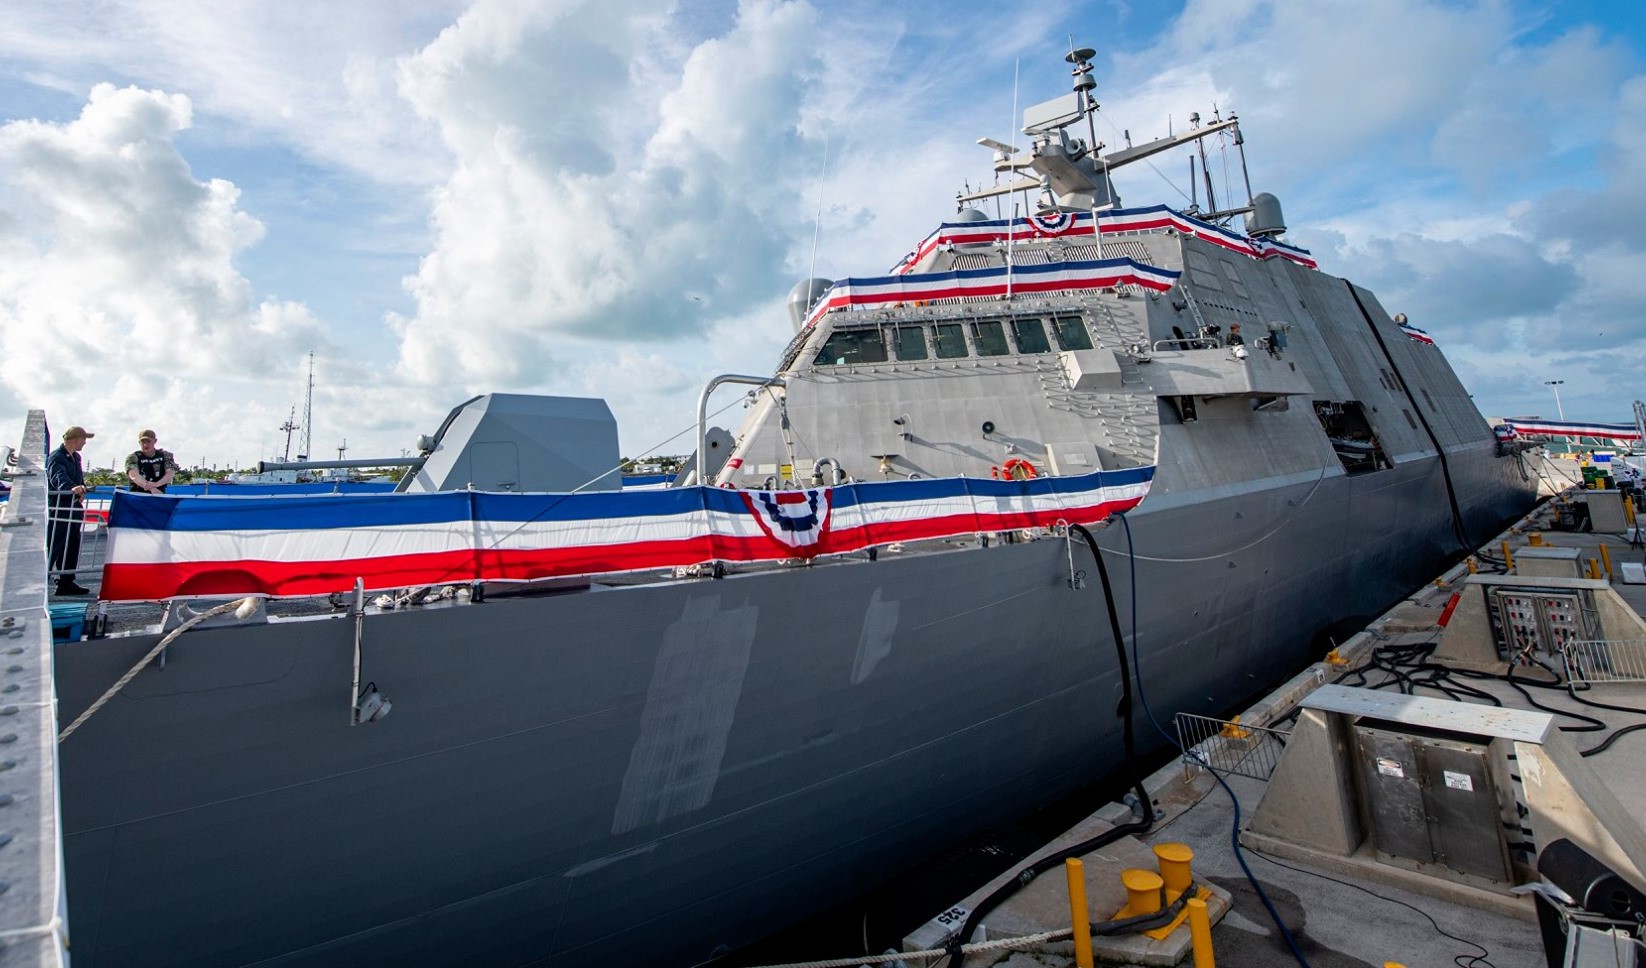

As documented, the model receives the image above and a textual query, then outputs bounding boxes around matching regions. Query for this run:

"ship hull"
[55,444,1533,967]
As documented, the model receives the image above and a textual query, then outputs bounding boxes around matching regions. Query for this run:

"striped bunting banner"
[98,466,1154,601]
[1501,419,1641,442]
[889,204,1318,274]
[804,258,1179,330]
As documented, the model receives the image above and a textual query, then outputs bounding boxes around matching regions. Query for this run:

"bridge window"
[972,320,1010,356]
[893,326,929,361]
[1053,315,1094,351]
[814,328,888,366]
[1012,318,1051,354]
[934,323,969,359]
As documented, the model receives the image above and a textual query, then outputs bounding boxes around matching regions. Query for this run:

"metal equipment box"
[1516,546,1583,579]
[1353,723,1513,882]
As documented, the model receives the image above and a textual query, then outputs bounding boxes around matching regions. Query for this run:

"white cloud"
[0,0,461,186]
[389,0,833,387]
[0,83,329,458]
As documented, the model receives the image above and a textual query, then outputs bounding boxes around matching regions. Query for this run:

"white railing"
[1173,712,1291,781]
[1563,639,1646,686]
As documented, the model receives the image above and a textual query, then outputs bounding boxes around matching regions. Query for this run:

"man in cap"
[126,429,181,494]
[47,425,94,596]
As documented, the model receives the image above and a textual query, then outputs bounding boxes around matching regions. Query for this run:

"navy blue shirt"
[47,445,84,496]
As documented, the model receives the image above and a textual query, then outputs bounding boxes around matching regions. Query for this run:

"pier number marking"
[931,905,971,936]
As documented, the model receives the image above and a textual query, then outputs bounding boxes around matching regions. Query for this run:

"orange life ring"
[1001,458,1037,481]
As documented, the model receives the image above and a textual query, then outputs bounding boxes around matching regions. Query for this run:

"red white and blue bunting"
[889,204,1318,275]
[1500,419,1641,443]
[99,467,1154,601]
[803,258,1179,329]
[1398,321,1435,345]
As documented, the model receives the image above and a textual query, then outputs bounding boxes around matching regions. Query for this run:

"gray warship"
[51,49,1536,966]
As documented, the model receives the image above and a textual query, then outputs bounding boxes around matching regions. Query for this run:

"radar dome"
[1245,193,1286,238]
[952,207,995,254]
[787,278,833,332]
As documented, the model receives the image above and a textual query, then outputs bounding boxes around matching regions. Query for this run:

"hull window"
[1012,318,1051,354]
[894,326,929,361]
[815,328,888,366]
[934,323,969,358]
[972,320,1010,356]
[1053,315,1094,351]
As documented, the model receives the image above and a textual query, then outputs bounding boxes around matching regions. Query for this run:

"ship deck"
[846,487,1646,968]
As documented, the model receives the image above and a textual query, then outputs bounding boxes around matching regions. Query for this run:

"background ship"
[52,49,1536,966]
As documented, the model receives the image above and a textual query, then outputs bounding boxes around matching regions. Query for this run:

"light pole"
[1544,380,1566,421]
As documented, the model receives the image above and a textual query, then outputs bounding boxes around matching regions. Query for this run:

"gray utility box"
[1353,722,1513,883]
[1515,546,1583,579]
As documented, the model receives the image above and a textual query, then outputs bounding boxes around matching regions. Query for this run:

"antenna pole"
[808,130,829,284]
[299,352,315,462]
[1234,124,1255,205]
[279,407,298,462]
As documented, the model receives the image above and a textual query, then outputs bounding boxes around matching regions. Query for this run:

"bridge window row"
[815,315,1094,367]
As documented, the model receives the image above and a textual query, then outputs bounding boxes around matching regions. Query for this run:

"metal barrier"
[1174,713,1291,781]
[46,489,109,590]
[1563,639,1646,686]
[1151,336,1221,352]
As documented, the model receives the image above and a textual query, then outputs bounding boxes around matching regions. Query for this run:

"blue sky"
[1,0,1643,469]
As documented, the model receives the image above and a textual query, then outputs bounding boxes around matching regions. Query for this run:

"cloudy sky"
[1,0,1642,471]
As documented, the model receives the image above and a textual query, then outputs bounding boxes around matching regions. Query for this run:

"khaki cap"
[62,426,95,441]
[138,429,157,441]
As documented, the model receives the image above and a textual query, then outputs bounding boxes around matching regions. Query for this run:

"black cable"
[938,523,1154,966]
[1344,280,1472,552]
[1247,849,1496,968]
[1112,514,1314,968]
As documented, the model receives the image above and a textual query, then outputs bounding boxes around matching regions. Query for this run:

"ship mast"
[298,352,315,462]
[279,407,298,463]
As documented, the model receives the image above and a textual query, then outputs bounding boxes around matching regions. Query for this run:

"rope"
[58,597,256,741]
[740,926,1074,968]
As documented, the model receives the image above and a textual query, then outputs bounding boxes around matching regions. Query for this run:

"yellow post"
[1187,896,1215,968]
[1501,540,1515,573]
[1466,556,1478,574]
[1601,544,1614,580]
[1627,499,1637,525]
[1528,532,1544,547]
[1121,869,1164,915]
[1154,842,1194,895]
[1591,558,1603,580]
[1066,859,1094,968]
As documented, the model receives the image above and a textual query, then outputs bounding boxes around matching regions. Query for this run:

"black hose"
[940,523,1153,964]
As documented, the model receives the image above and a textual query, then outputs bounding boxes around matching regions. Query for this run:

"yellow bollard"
[1466,556,1478,574]
[1154,842,1194,895]
[1187,896,1215,968]
[1501,540,1515,573]
[1065,858,1094,968]
[1528,532,1544,547]
[1121,868,1165,916]
[1591,558,1603,580]
[1627,500,1637,526]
